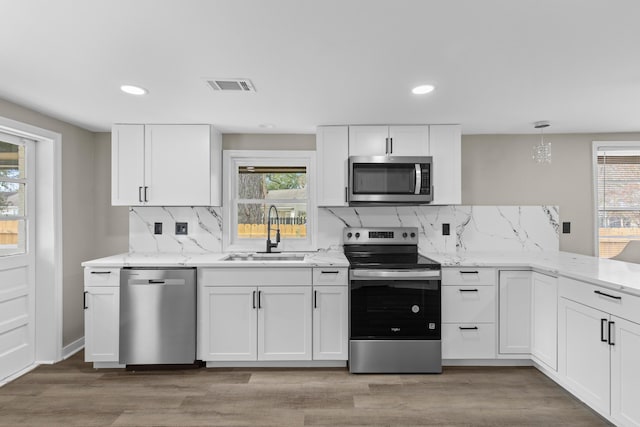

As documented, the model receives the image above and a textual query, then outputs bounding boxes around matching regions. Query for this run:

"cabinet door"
[199,286,257,361]
[558,298,610,415]
[388,125,429,156]
[258,286,312,360]
[611,316,640,427]
[429,125,461,204]
[348,126,388,156]
[531,272,558,370]
[84,287,119,362]
[144,124,211,205]
[316,126,348,206]
[312,286,348,360]
[499,271,531,354]
[111,124,145,206]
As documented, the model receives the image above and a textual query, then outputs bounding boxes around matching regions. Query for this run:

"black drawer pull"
[83,291,88,309]
[459,288,479,292]
[321,270,340,274]
[459,326,479,330]
[460,271,479,274]
[594,290,622,300]
[90,271,111,275]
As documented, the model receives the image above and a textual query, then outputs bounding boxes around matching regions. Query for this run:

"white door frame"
[0,116,63,365]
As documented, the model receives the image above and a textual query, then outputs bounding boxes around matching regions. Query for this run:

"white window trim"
[592,141,640,257]
[222,150,316,252]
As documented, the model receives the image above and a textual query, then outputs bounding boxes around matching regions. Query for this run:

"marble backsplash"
[130,205,559,254]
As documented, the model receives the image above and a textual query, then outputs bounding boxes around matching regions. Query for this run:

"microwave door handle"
[414,164,421,195]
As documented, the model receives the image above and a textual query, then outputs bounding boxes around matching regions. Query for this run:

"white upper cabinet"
[317,124,460,206]
[349,125,429,156]
[429,124,461,205]
[316,126,349,206]
[112,124,222,206]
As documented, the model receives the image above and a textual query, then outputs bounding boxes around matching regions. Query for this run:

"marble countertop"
[425,251,640,296]
[82,250,640,296]
[81,250,350,268]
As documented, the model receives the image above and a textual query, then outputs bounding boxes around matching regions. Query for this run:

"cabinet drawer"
[84,268,120,287]
[442,323,496,359]
[442,268,496,287]
[559,276,640,323]
[199,268,312,286]
[442,286,496,323]
[313,268,348,286]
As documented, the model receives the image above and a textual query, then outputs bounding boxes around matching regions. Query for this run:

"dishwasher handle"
[128,279,188,286]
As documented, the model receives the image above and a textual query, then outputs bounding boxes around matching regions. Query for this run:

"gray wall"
[461,133,640,255]
[0,99,128,347]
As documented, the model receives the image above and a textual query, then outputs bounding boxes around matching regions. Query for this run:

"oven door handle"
[350,269,441,280]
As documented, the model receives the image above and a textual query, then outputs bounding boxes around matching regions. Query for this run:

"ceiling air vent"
[205,78,256,92]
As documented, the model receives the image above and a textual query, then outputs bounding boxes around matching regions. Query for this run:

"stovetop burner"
[343,227,441,270]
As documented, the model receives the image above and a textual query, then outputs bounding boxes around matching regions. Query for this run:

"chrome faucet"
[266,205,281,253]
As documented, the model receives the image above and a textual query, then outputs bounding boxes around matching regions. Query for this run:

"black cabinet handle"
[90,271,111,275]
[314,291,318,309]
[144,186,149,202]
[321,270,340,274]
[459,326,479,330]
[460,271,479,274]
[344,187,348,203]
[252,290,256,309]
[608,321,615,346]
[138,186,143,203]
[594,290,622,300]
[459,288,479,292]
[600,318,608,342]
[83,291,88,310]
[258,290,262,309]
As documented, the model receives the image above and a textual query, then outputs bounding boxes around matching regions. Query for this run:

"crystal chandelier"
[532,121,551,164]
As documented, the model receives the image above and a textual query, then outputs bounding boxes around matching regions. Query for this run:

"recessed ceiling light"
[412,85,435,95]
[120,85,148,95]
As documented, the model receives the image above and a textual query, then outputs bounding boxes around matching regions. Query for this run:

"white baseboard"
[0,363,39,387]
[62,337,84,360]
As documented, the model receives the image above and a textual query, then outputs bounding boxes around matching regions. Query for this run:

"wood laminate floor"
[0,352,611,426]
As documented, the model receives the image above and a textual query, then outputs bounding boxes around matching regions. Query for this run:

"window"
[223,150,315,251]
[0,133,31,256]
[594,142,640,258]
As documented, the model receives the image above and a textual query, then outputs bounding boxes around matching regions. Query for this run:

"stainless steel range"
[344,227,442,373]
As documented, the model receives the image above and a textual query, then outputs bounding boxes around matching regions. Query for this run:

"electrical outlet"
[442,223,450,236]
[154,222,162,235]
[175,222,188,235]
[562,222,571,234]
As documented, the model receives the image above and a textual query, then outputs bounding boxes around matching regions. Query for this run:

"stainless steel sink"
[222,253,307,262]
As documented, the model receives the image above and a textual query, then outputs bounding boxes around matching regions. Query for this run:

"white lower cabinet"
[84,286,120,362]
[200,286,257,361]
[498,271,531,354]
[559,276,640,426]
[258,286,312,360]
[199,285,312,361]
[611,316,640,427]
[531,272,558,370]
[312,285,348,360]
[442,267,497,359]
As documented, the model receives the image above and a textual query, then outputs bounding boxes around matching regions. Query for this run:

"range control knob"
[347,232,353,239]
[402,232,408,238]
[355,232,360,238]
[410,232,416,238]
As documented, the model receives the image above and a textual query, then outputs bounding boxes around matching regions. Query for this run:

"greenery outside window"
[223,150,316,252]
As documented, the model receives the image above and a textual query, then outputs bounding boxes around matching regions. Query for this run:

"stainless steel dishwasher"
[119,268,196,365]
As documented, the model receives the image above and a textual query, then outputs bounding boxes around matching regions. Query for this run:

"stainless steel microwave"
[348,156,433,205]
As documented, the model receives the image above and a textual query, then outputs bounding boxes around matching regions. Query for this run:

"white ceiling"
[1,0,639,135]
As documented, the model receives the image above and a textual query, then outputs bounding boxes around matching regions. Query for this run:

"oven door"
[349,269,440,340]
